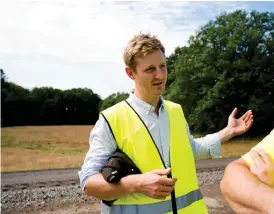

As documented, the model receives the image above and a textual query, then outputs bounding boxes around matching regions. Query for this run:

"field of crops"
[1,125,261,172]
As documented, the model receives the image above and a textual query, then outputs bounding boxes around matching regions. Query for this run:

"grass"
[1,148,84,172]
[220,138,261,158]
[1,125,261,172]
[1,125,92,172]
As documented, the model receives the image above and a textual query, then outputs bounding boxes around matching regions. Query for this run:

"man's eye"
[160,64,166,68]
[146,67,155,72]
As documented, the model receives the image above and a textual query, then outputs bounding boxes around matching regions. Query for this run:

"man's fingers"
[160,177,177,186]
[151,168,171,176]
[241,110,252,121]
[245,115,254,127]
[257,148,273,166]
[243,112,253,123]
[152,191,170,198]
[241,111,249,120]
[159,184,174,193]
[148,184,176,199]
[246,120,253,129]
[250,149,265,169]
[250,164,260,176]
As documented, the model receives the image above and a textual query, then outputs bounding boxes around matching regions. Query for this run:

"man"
[78,33,253,214]
[220,129,274,214]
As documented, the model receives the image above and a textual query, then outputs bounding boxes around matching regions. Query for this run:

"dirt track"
[1,158,236,214]
[1,158,236,189]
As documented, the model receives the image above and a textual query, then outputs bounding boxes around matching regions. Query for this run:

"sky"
[1,1,274,99]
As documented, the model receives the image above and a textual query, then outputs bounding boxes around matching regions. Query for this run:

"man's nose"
[155,67,165,79]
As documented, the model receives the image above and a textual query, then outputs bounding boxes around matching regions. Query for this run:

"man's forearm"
[222,194,262,214]
[218,126,234,143]
[220,160,274,214]
[84,173,137,200]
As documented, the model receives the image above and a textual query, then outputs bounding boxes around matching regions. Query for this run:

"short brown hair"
[123,33,165,71]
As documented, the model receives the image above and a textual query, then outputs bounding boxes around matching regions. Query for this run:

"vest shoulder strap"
[100,101,125,117]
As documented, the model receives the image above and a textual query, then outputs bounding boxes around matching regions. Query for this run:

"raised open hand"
[227,108,254,136]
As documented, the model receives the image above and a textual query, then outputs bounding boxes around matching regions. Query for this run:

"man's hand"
[250,148,274,187]
[219,108,253,143]
[135,168,177,200]
[227,108,253,136]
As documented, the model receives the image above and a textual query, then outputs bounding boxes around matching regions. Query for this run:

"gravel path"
[1,158,235,190]
[1,170,233,214]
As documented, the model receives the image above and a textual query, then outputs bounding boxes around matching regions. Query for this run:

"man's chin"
[154,89,165,96]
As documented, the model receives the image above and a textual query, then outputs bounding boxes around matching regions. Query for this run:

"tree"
[165,10,274,136]
[61,88,101,125]
[99,92,130,112]
[28,87,63,125]
[1,73,102,126]
[1,69,7,82]
[1,81,30,126]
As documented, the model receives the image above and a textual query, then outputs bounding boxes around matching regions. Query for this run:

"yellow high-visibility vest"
[242,129,274,186]
[101,100,208,214]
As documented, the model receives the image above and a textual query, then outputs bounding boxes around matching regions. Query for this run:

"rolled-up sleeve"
[78,116,117,191]
[186,123,221,160]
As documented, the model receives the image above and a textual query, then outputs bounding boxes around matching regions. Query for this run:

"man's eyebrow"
[145,62,166,68]
[144,65,155,71]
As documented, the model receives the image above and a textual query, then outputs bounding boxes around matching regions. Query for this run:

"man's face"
[130,49,167,98]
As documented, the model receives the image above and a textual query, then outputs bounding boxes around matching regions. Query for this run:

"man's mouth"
[153,81,163,86]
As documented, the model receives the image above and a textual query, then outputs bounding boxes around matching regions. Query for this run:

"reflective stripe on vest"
[110,189,203,214]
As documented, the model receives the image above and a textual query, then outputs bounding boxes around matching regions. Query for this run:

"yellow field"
[1,126,92,172]
[1,126,261,172]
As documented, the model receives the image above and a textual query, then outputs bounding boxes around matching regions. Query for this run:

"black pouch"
[101,148,141,206]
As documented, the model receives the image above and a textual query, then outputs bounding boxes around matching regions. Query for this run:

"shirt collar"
[127,93,165,115]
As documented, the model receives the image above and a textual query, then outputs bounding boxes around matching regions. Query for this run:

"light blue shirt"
[78,93,221,192]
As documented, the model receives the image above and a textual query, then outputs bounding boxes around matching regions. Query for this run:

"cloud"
[0,1,249,60]
[0,1,259,98]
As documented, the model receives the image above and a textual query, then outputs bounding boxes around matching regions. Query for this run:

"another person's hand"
[135,168,177,200]
[250,148,274,187]
[227,108,253,136]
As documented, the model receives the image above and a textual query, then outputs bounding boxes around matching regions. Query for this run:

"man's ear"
[125,66,135,80]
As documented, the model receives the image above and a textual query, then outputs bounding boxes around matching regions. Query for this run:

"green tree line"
[165,10,274,136]
[1,69,129,126]
[1,10,273,136]
[1,69,103,126]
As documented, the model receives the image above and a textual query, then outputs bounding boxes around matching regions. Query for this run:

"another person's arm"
[220,130,274,214]
[220,157,274,214]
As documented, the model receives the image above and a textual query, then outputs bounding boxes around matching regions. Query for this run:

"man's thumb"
[152,168,171,175]
[229,107,238,118]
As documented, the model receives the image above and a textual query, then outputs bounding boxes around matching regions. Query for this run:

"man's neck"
[133,91,160,112]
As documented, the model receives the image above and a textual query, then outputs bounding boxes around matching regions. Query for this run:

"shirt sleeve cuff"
[207,133,221,159]
[79,171,100,192]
